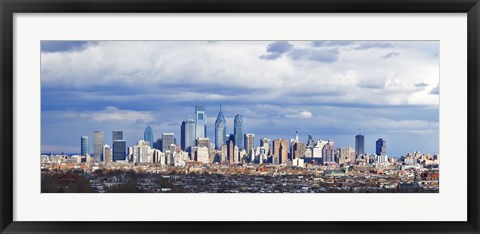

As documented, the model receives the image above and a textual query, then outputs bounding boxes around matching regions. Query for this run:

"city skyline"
[41,40,439,157]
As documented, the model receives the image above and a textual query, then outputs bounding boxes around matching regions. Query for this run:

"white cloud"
[62,106,154,123]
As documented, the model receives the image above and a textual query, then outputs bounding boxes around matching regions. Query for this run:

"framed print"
[1,0,479,233]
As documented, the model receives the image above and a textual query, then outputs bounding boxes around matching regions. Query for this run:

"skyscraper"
[112,131,123,143]
[80,136,88,156]
[273,139,288,164]
[162,133,175,152]
[234,114,244,150]
[355,134,365,156]
[113,140,126,161]
[260,138,270,155]
[376,138,387,156]
[181,118,195,152]
[322,140,335,165]
[195,105,207,140]
[93,131,104,162]
[215,106,227,150]
[103,144,112,163]
[111,131,125,162]
[244,133,254,156]
[144,126,153,148]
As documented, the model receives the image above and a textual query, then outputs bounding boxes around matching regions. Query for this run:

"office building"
[113,140,126,162]
[322,140,335,165]
[103,144,112,163]
[181,118,195,152]
[195,105,207,140]
[376,138,387,156]
[196,146,209,163]
[215,106,227,150]
[260,138,270,156]
[93,131,104,162]
[273,139,288,164]
[80,136,88,156]
[144,126,153,148]
[234,114,244,150]
[355,134,365,156]
[197,137,211,152]
[244,133,254,156]
[162,133,174,152]
[112,131,123,143]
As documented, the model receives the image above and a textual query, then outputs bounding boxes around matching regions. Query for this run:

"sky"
[40,40,439,157]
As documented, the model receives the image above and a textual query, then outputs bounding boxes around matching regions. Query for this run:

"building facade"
[195,105,207,140]
[376,138,387,156]
[234,114,244,150]
[355,134,365,156]
[244,133,255,156]
[113,140,126,161]
[144,126,153,148]
[162,133,175,152]
[93,131,104,162]
[181,118,195,152]
[215,108,227,150]
[80,136,88,156]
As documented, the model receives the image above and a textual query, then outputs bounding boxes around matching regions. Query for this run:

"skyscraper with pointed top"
[215,105,227,150]
[144,125,153,148]
[234,114,244,150]
[195,105,207,140]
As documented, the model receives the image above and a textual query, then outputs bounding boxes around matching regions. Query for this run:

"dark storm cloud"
[354,41,396,50]
[311,40,354,47]
[41,41,90,53]
[381,52,400,59]
[288,48,339,63]
[259,41,294,60]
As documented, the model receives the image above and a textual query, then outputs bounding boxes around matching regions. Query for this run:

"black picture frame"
[1,0,479,233]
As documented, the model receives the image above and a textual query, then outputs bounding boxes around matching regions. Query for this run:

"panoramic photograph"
[40,40,440,193]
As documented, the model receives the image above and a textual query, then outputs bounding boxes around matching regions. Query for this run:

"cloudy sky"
[41,40,439,157]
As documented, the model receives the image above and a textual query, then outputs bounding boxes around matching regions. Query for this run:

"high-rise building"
[195,105,207,140]
[93,131,104,162]
[197,137,211,152]
[355,134,365,156]
[215,106,227,150]
[112,131,123,143]
[273,139,288,164]
[196,146,210,163]
[322,140,335,165]
[80,136,88,156]
[338,146,355,165]
[306,134,315,148]
[228,139,235,164]
[376,138,387,156]
[291,141,306,160]
[111,131,125,162]
[244,133,254,156]
[162,133,175,152]
[260,138,270,156]
[234,114,244,150]
[113,140,126,161]
[144,126,153,148]
[181,118,195,152]
[103,144,112,163]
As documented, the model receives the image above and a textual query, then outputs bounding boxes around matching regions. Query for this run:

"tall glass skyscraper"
[113,140,126,161]
[376,138,387,156]
[162,133,175,152]
[112,130,125,161]
[355,134,365,156]
[181,118,195,152]
[215,106,227,150]
[93,131,104,162]
[112,131,123,143]
[80,136,89,156]
[195,105,207,140]
[144,125,153,148]
[234,114,244,150]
